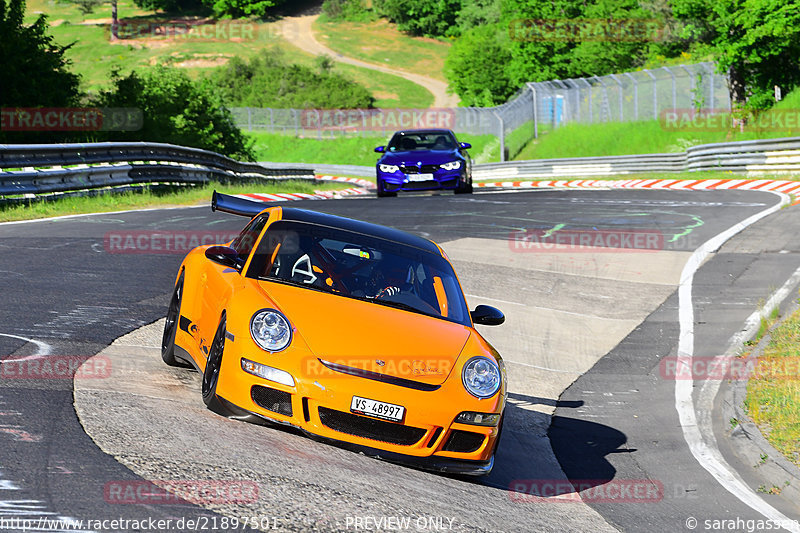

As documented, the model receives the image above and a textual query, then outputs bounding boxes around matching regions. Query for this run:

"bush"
[94,66,254,160]
[210,50,375,109]
[373,0,461,37]
[445,24,514,106]
[321,0,376,21]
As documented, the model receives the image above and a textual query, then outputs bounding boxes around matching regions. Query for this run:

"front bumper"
[377,169,467,192]
[210,340,503,474]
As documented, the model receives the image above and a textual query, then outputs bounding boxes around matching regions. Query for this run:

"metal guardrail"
[3,136,800,198]
[473,137,800,181]
[0,142,314,197]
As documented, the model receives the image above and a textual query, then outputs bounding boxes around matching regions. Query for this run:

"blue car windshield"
[247,220,471,326]
[387,132,457,152]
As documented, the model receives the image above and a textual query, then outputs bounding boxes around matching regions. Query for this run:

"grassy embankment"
[745,303,800,469]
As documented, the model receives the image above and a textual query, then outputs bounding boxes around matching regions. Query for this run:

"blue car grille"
[400,164,439,174]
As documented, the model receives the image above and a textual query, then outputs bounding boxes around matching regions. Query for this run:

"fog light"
[241,358,295,387]
[455,411,501,426]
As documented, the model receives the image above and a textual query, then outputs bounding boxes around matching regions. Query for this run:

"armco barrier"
[473,137,800,181]
[3,136,800,198]
[0,142,314,197]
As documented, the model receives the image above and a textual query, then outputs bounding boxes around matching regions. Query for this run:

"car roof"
[394,129,454,136]
[278,207,442,255]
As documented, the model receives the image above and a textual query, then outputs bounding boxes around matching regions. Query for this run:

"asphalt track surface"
[0,189,799,532]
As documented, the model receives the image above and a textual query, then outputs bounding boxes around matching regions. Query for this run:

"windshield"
[387,132,457,152]
[246,220,471,326]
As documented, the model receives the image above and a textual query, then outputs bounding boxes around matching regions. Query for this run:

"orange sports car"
[161,192,506,475]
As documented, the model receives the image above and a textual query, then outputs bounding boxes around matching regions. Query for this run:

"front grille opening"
[302,397,310,422]
[318,407,426,446]
[443,430,485,453]
[427,427,443,448]
[251,385,292,416]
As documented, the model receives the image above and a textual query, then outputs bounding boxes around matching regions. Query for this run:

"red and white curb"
[476,178,800,204]
[229,175,375,204]
[315,174,375,189]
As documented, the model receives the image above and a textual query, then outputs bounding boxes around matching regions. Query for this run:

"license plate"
[407,173,433,182]
[350,396,405,422]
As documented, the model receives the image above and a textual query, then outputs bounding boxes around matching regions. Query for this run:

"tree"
[444,24,514,106]
[374,0,462,37]
[94,66,254,160]
[0,0,81,108]
[672,0,800,109]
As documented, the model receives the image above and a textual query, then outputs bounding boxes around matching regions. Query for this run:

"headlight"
[379,164,400,173]
[241,358,295,387]
[250,309,292,352]
[461,356,501,398]
[440,160,461,171]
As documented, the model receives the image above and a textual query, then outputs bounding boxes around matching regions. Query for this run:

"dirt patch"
[174,57,231,68]
[373,91,399,100]
[79,17,113,25]
[49,19,65,27]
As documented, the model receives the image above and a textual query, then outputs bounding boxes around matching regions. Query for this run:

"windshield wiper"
[369,298,439,318]
[258,277,331,294]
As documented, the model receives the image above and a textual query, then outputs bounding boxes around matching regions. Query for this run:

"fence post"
[579,78,593,123]
[624,72,638,120]
[493,112,505,162]
[608,74,624,121]
[644,69,657,119]
[662,66,677,112]
[527,83,538,139]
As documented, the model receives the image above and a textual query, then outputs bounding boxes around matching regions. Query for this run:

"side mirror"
[205,245,242,270]
[374,146,385,153]
[471,305,504,326]
[460,142,471,149]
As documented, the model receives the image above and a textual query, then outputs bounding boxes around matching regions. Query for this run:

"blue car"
[374,129,473,197]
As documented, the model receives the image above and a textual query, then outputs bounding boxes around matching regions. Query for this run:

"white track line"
[674,190,800,532]
[0,333,52,356]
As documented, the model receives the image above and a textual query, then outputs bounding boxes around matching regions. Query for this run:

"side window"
[231,214,268,260]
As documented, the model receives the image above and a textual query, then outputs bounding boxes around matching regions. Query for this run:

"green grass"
[248,131,498,166]
[0,180,347,222]
[514,88,800,160]
[744,303,800,468]
[313,16,451,83]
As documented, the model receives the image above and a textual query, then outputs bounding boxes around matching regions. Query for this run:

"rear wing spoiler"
[211,191,268,218]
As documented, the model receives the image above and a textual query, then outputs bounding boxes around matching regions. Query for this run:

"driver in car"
[367,260,414,299]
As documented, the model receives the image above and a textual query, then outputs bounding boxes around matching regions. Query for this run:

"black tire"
[455,178,473,194]
[201,314,230,414]
[161,273,185,366]
[376,181,397,198]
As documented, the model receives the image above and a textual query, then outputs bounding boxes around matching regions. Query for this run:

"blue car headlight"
[379,164,400,173]
[250,309,292,352]
[440,161,461,171]
[462,356,501,398]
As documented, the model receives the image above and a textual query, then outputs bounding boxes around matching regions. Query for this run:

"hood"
[379,149,461,166]
[259,280,470,386]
